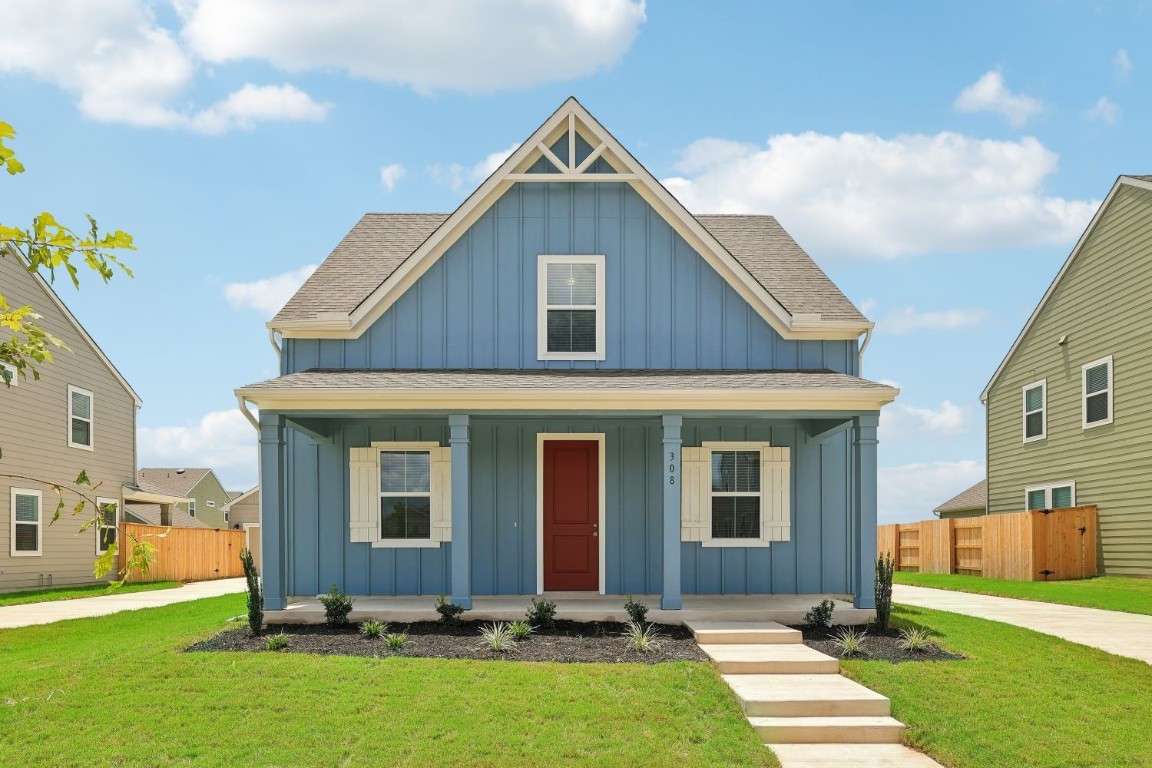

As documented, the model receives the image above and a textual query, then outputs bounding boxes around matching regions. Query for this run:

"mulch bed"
[187,620,707,664]
[794,624,966,664]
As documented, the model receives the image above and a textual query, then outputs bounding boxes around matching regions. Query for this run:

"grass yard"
[0,581,180,608]
[0,594,775,768]
[844,605,1152,768]
[895,572,1152,616]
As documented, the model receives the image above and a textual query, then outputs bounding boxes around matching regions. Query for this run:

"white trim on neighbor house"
[537,255,606,361]
[1022,379,1047,443]
[1024,481,1077,510]
[243,522,260,552]
[266,98,872,343]
[67,385,94,451]
[206,500,216,508]
[10,487,42,557]
[1081,355,1113,429]
[221,486,259,513]
[535,433,606,595]
[187,499,196,517]
[368,441,444,549]
[981,176,1152,402]
[95,496,119,555]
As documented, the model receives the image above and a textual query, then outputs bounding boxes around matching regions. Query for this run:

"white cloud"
[880,306,988,335]
[878,460,985,524]
[954,70,1044,127]
[663,131,1098,259]
[1085,96,1121,125]
[881,400,970,440]
[179,0,646,93]
[138,409,257,490]
[430,142,521,192]
[0,0,329,133]
[1114,49,1132,80]
[225,264,318,316]
[379,163,406,193]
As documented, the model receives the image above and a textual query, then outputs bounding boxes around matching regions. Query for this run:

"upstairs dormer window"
[1082,356,1113,428]
[538,255,605,361]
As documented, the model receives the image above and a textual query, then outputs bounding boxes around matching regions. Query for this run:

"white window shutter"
[349,447,377,543]
[762,447,791,542]
[681,447,708,542]
[431,446,453,542]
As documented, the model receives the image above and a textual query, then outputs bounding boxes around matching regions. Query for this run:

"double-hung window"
[710,449,762,539]
[96,497,119,555]
[379,450,432,541]
[680,442,792,547]
[348,442,451,548]
[10,488,42,556]
[1082,356,1113,428]
[68,385,94,450]
[1025,482,1075,511]
[1022,380,1046,442]
[537,255,605,360]
[188,499,196,517]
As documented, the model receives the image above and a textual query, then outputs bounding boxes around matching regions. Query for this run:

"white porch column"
[661,415,683,610]
[449,415,472,609]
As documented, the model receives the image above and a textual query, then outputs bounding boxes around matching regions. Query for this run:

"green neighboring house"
[933,480,987,520]
[136,468,233,529]
[981,174,1152,577]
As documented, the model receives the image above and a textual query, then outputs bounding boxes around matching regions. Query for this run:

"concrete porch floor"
[264,593,874,626]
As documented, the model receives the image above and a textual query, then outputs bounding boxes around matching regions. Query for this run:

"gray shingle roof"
[240,368,894,392]
[137,468,213,498]
[934,479,987,514]
[124,503,211,529]
[1126,175,1152,182]
[272,213,866,324]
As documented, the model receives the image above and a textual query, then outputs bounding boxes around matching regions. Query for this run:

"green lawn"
[844,605,1152,768]
[895,572,1152,616]
[0,594,775,768]
[0,581,180,608]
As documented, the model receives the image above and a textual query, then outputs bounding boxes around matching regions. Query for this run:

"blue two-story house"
[236,99,898,614]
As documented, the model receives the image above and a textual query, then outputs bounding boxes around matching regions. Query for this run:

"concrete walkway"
[894,584,1152,665]
[0,578,246,629]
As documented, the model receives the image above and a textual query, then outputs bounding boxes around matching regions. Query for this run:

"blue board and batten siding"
[282,419,855,598]
[283,182,858,375]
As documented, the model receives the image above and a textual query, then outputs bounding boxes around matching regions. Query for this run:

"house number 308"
[668,451,677,485]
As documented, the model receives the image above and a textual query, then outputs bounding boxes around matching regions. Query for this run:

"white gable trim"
[221,485,259,513]
[268,98,871,342]
[981,175,1152,402]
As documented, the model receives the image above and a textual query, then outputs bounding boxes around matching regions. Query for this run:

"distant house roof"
[226,490,244,501]
[273,213,866,325]
[124,503,210,529]
[222,486,259,512]
[934,480,987,515]
[137,468,214,498]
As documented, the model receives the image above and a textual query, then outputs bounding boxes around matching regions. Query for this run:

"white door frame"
[536,433,606,595]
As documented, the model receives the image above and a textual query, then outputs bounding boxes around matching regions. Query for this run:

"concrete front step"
[750,715,905,744]
[686,620,802,645]
[769,743,946,767]
[700,643,840,674]
[723,673,891,717]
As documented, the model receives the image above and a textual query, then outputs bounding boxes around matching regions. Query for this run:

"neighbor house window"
[379,450,432,540]
[1022,380,1046,442]
[10,488,41,556]
[206,500,215,508]
[1025,482,1076,511]
[537,255,605,360]
[710,449,762,539]
[96,497,119,555]
[1082,356,1113,428]
[68,385,93,449]
[188,500,196,517]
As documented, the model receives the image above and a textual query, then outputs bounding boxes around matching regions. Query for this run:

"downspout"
[857,327,873,376]
[237,395,259,431]
[267,328,282,359]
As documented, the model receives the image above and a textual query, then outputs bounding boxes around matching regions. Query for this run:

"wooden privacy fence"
[877,506,1097,581]
[118,523,246,583]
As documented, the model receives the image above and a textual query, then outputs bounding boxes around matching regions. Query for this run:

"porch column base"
[449,415,472,610]
[853,413,879,610]
[661,415,683,611]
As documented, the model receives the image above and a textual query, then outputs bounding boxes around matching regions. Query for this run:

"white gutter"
[857,327,873,376]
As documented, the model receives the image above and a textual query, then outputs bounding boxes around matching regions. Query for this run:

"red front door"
[543,440,599,591]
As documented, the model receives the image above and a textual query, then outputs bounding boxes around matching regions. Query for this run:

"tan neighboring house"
[982,174,1152,577]
[137,468,233,529]
[0,254,182,592]
[222,486,260,567]
[933,480,987,520]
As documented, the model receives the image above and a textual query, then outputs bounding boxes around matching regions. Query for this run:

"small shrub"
[804,599,836,628]
[508,620,534,640]
[240,547,263,636]
[435,594,466,625]
[526,597,557,629]
[265,632,289,651]
[359,619,387,639]
[318,584,354,626]
[624,594,648,624]
[384,632,408,650]
[621,620,662,653]
[898,626,935,652]
[874,550,895,632]
[832,626,868,657]
[479,622,517,653]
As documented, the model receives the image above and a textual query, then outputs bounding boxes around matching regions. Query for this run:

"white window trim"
[536,254,606,361]
[1,361,16,387]
[67,385,94,451]
[187,499,196,517]
[1081,355,1113,429]
[1022,379,1046,443]
[702,441,775,548]
[95,496,119,555]
[1024,481,1077,511]
[10,487,42,557]
[206,500,216,508]
[535,433,606,594]
[372,441,442,549]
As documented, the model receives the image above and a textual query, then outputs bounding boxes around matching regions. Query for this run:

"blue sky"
[1,1,1148,519]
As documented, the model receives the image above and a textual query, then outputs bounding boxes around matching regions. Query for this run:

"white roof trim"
[221,485,259,513]
[981,175,1150,402]
[268,98,872,342]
